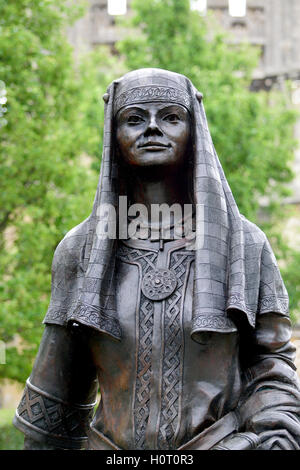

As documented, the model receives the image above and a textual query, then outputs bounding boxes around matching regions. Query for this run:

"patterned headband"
[113,85,192,115]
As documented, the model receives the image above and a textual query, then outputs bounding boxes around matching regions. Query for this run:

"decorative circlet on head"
[113,85,192,115]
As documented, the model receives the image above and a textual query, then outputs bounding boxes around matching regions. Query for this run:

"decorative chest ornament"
[141,268,177,300]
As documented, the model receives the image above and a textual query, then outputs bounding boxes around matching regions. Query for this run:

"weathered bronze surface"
[14,69,300,450]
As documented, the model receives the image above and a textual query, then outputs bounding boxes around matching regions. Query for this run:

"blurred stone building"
[68,0,300,80]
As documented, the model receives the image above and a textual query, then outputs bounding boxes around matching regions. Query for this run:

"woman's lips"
[138,142,170,150]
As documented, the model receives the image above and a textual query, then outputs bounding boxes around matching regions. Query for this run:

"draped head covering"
[44,68,289,341]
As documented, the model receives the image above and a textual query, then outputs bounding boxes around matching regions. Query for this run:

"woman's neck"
[128,166,190,212]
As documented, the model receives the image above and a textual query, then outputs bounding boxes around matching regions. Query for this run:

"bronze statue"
[14,68,300,450]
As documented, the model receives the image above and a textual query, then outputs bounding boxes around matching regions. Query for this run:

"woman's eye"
[127,115,144,124]
[164,114,180,123]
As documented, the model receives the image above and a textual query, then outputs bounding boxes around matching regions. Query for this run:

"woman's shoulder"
[240,214,267,246]
[52,218,91,270]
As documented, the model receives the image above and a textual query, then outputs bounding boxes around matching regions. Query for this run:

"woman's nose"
[144,115,163,136]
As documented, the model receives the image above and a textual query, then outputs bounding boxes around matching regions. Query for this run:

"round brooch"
[141,268,177,301]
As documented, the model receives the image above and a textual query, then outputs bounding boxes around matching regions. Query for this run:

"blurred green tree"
[0,1,117,382]
[117,0,300,319]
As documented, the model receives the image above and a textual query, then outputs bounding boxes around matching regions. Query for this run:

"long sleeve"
[13,323,98,449]
[236,312,300,450]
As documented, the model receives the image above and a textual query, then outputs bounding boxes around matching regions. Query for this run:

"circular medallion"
[141,268,177,301]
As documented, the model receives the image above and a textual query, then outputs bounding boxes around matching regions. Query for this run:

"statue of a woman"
[14,69,300,450]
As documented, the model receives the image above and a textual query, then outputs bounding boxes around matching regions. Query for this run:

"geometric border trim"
[14,379,96,449]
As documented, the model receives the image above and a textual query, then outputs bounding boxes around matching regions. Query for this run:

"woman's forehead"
[117,102,189,115]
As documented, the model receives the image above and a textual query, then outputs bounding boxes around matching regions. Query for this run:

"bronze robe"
[14,227,300,450]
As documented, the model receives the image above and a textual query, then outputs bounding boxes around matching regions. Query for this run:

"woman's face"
[115,102,191,169]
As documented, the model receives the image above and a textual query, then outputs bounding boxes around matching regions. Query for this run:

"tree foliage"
[0,0,116,382]
[117,0,300,318]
